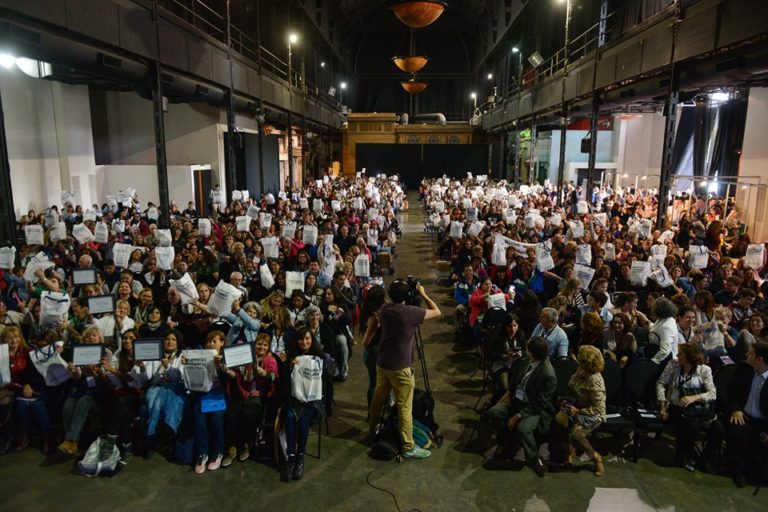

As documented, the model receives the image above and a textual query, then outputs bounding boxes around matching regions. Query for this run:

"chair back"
[602,357,623,406]
[552,357,578,400]
[626,358,662,408]
[713,363,737,415]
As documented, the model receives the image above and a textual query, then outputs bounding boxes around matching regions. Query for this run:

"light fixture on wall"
[0,53,15,69]
[528,51,544,69]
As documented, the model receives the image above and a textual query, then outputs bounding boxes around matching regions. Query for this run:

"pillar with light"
[556,0,573,206]
[470,92,477,118]
[287,32,299,191]
[512,45,523,186]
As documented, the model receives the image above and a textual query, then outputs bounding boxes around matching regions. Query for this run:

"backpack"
[78,436,121,477]
[369,415,401,461]
[413,389,443,447]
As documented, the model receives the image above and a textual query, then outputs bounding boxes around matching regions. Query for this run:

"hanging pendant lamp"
[401,77,428,94]
[390,1,447,29]
[392,55,429,73]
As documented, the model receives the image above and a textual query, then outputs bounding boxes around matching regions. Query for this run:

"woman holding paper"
[143,329,185,458]
[191,330,229,474]
[221,333,277,467]
[281,327,328,482]
[222,299,262,345]
[58,326,110,456]
[468,278,503,330]
[0,327,50,454]
[102,329,149,461]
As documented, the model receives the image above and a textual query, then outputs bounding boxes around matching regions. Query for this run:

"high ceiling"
[331,0,492,35]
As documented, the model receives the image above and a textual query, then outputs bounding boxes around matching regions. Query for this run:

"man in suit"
[482,336,557,477]
[727,341,768,487]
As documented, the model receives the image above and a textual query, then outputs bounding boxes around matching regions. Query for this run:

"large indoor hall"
[1,1,768,511]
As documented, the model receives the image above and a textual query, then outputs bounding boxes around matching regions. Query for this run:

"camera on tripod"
[405,275,421,306]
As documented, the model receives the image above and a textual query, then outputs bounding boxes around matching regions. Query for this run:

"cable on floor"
[365,466,422,512]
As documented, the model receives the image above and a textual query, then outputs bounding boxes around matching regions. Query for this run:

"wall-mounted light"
[320,61,326,68]
[288,33,298,44]
[487,73,493,80]
[0,53,16,69]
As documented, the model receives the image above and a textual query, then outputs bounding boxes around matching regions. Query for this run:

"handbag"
[200,391,227,413]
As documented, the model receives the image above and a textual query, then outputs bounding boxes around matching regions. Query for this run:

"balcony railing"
[150,0,342,112]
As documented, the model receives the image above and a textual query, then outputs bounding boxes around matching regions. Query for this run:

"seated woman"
[734,312,768,362]
[58,326,111,456]
[191,330,229,474]
[578,312,604,351]
[102,328,150,461]
[468,277,504,343]
[657,343,723,472]
[697,306,735,359]
[264,307,296,364]
[221,333,278,467]
[281,327,328,483]
[144,329,186,458]
[603,312,637,368]
[550,345,607,476]
[222,298,261,345]
[287,290,310,328]
[138,305,167,339]
[484,313,526,403]
[0,327,49,454]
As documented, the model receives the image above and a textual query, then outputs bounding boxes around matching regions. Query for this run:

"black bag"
[413,388,441,443]
[370,416,401,461]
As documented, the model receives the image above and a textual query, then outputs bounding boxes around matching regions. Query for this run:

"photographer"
[368,279,441,459]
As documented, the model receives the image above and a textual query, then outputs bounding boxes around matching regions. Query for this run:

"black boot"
[281,455,296,482]
[119,442,132,463]
[293,454,305,480]
[142,435,155,460]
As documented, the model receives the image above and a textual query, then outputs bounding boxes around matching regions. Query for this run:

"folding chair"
[625,358,664,462]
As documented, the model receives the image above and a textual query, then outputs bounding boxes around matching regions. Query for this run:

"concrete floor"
[1,194,767,512]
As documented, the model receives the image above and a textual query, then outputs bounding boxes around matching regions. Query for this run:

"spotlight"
[0,53,15,69]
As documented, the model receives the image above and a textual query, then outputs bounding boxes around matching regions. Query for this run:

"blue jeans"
[63,395,97,441]
[363,345,379,406]
[193,397,225,459]
[285,405,317,456]
[15,397,50,436]
[335,334,349,377]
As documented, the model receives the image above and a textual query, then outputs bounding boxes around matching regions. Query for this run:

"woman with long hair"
[359,285,386,406]
[603,312,637,367]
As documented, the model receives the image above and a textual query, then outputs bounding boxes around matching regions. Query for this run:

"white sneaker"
[403,446,431,459]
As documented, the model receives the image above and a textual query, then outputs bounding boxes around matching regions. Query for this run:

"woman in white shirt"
[657,343,722,472]
[649,298,679,365]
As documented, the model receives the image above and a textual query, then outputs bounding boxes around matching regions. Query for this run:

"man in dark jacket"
[726,341,768,487]
[482,335,557,477]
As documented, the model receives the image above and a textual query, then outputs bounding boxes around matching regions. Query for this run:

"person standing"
[368,280,441,459]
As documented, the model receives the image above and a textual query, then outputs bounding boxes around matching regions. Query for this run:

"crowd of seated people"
[424,176,768,486]
[0,174,403,479]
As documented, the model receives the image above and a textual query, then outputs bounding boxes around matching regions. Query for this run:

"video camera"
[405,275,421,306]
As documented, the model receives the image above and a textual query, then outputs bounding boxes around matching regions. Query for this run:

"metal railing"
[149,0,343,112]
